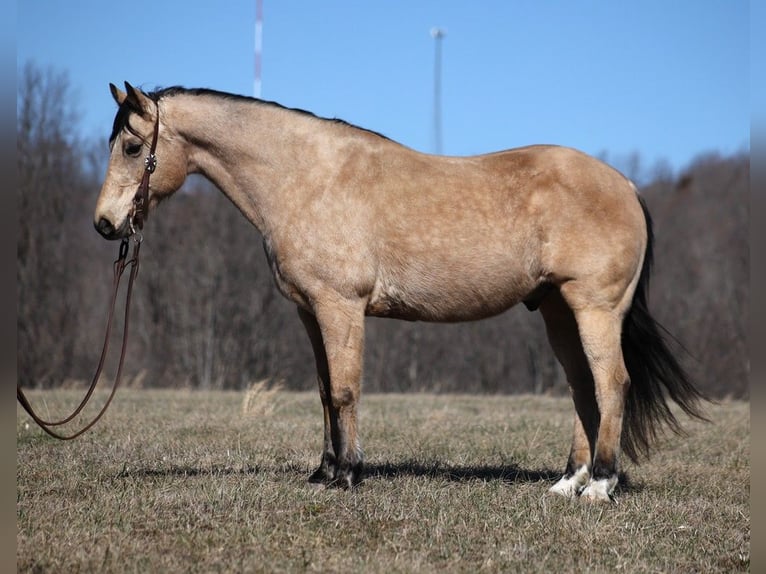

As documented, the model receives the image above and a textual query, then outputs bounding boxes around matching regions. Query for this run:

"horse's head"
[94,82,187,239]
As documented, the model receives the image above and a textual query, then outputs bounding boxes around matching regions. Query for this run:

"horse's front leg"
[297,307,336,484]
[299,298,366,488]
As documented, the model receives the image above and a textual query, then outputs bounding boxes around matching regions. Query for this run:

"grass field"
[17,389,749,573]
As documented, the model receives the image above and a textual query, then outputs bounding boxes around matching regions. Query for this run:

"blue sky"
[17,1,749,176]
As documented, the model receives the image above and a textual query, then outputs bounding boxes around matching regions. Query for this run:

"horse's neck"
[168,95,321,235]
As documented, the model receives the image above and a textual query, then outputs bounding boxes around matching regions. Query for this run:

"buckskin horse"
[94,83,706,502]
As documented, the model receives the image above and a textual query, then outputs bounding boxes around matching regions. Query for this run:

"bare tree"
[642,152,748,398]
[18,63,84,387]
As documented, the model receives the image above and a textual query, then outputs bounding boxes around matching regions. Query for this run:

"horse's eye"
[124,143,143,157]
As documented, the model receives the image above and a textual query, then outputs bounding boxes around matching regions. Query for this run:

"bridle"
[131,106,160,233]
[17,105,160,440]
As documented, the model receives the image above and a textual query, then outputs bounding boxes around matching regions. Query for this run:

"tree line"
[17,64,748,398]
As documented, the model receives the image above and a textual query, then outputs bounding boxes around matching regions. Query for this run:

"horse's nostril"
[95,217,115,238]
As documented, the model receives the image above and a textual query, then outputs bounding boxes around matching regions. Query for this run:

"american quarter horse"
[95,83,706,501]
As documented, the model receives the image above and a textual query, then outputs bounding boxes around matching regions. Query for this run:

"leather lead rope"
[18,102,159,440]
[17,239,140,440]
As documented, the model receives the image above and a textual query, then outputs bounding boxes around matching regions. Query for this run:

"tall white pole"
[431,27,446,155]
[254,0,263,98]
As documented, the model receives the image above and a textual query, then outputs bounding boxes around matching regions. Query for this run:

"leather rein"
[17,108,159,440]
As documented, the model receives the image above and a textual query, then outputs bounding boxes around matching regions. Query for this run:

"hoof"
[308,466,332,485]
[327,473,357,490]
[307,458,363,489]
[548,465,590,499]
[330,461,363,489]
[580,476,618,503]
[308,453,338,485]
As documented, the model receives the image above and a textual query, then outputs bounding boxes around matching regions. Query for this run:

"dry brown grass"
[17,390,749,573]
[241,379,285,418]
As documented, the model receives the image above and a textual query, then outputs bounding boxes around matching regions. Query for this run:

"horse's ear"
[123,81,154,118]
[110,83,127,106]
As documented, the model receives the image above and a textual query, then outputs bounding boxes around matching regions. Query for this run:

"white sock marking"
[580,475,618,502]
[548,465,590,498]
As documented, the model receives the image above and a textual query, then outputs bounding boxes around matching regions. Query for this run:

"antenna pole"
[431,27,446,155]
[254,0,263,98]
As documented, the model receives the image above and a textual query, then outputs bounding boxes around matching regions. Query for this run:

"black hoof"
[308,467,330,484]
[307,457,363,489]
[329,464,363,489]
[308,455,336,484]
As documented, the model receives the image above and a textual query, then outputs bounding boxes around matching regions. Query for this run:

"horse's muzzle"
[94,216,127,240]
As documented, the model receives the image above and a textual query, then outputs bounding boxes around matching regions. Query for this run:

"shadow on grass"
[114,460,557,484]
[364,460,560,484]
[364,460,642,493]
[115,460,641,493]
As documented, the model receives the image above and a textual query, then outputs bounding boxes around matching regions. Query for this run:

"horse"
[94,82,706,502]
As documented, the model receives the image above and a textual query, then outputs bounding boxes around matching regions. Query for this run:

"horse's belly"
[365,269,534,323]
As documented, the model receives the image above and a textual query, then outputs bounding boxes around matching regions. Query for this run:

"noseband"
[130,105,160,233]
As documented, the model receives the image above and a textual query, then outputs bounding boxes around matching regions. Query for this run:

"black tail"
[620,195,709,463]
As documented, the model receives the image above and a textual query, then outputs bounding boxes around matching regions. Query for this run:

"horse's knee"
[331,384,358,410]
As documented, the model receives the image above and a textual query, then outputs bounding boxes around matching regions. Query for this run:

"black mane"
[109,86,391,144]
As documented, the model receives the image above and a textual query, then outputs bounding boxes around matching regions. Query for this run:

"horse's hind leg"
[540,291,599,498]
[572,307,630,501]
